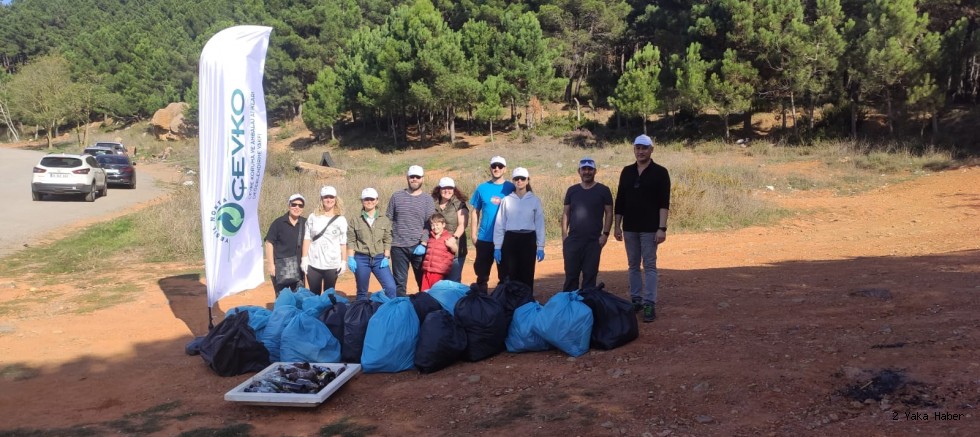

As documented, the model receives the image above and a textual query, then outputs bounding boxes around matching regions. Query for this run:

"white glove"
[337,261,347,275]
[301,256,309,274]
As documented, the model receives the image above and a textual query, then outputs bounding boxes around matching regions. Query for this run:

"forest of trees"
[0,0,977,148]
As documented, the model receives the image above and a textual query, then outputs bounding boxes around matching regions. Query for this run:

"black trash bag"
[415,310,468,373]
[454,286,508,362]
[318,294,348,343]
[342,300,382,363]
[184,335,205,356]
[410,292,443,323]
[198,311,271,377]
[491,279,534,319]
[578,283,639,350]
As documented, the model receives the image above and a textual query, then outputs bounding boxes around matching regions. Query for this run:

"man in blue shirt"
[469,156,515,292]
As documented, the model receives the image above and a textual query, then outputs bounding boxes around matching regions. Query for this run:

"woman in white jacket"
[493,167,545,293]
[302,185,348,295]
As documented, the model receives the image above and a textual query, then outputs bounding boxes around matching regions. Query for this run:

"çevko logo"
[210,88,250,243]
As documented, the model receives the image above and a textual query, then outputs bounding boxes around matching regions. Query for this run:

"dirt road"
[0,164,977,436]
[0,147,172,257]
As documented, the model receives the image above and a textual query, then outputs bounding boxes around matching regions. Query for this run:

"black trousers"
[473,240,503,288]
[562,237,601,291]
[500,231,537,292]
[306,266,339,295]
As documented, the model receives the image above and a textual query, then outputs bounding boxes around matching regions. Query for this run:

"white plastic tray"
[224,362,361,407]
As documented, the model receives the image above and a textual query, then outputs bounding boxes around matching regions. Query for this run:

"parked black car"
[95,154,137,188]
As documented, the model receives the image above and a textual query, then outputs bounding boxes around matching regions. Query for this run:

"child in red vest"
[421,213,458,291]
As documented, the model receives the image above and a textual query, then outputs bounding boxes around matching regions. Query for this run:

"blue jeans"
[353,253,396,300]
[390,245,424,296]
[624,232,658,304]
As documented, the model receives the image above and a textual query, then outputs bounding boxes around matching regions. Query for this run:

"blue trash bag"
[293,288,316,309]
[361,297,420,373]
[301,293,335,318]
[280,312,341,363]
[370,290,392,304]
[505,301,551,353]
[257,304,301,362]
[342,300,382,363]
[226,306,272,333]
[415,310,467,373]
[533,291,594,357]
[427,280,469,315]
[273,289,299,309]
[454,287,508,362]
[323,288,350,304]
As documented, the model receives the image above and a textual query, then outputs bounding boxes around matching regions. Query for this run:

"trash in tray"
[244,362,347,394]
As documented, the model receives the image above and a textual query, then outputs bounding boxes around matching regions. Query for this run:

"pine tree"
[609,44,662,134]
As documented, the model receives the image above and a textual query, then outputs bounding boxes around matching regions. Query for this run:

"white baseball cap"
[512,167,529,179]
[360,187,379,200]
[490,156,507,167]
[579,157,596,169]
[438,177,455,188]
[407,165,424,177]
[319,186,337,197]
[288,193,305,205]
[633,134,654,147]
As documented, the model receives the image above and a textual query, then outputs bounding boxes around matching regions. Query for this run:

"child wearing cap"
[302,185,348,295]
[420,212,459,291]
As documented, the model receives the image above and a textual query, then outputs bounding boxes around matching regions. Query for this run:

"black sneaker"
[632,299,643,313]
[642,304,656,323]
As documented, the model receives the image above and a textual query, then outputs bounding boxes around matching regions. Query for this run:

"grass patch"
[70,282,141,314]
[318,417,377,437]
[0,364,40,381]
[177,423,252,437]
[105,401,183,435]
[4,217,140,275]
[0,289,58,317]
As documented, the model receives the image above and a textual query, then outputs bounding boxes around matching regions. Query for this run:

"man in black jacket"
[613,135,670,323]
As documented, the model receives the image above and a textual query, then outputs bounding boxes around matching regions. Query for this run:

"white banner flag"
[199,25,272,307]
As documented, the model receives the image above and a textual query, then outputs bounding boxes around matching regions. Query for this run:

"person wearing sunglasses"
[469,156,515,292]
[613,134,671,323]
[492,167,545,293]
[301,186,348,295]
[346,188,397,300]
[561,157,613,293]
[264,193,308,296]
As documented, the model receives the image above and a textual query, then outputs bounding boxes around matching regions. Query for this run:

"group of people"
[263,135,670,322]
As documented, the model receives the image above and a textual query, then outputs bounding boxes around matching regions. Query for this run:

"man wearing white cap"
[561,157,613,292]
[386,165,436,296]
[470,156,515,292]
[264,193,308,296]
[614,134,671,322]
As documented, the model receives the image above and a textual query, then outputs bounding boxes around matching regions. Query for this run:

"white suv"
[32,154,108,202]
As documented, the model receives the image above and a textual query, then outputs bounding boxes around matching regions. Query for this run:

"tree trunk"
[46,125,53,149]
[850,100,858,140]
[642,116,647,135]
[389,112,398,149]
[0,101,19,142]
[790,92,799,138]
[448,105,456,146]
[330,125,335,141]
[931,112,938,146]
[743,110,752,139]
[722,113,730,141]
[885,89,894,135]
[573,97,581,122]
[489,119,494,144]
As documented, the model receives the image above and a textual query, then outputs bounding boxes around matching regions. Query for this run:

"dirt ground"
[1,150,979,436]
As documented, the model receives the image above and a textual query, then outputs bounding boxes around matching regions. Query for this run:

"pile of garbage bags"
[194,281,638,376]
